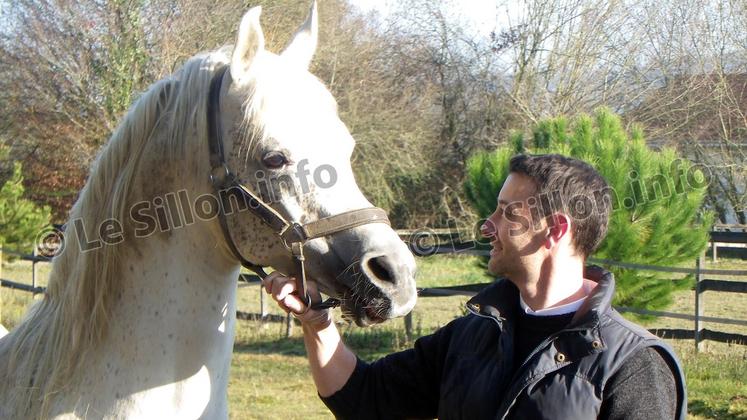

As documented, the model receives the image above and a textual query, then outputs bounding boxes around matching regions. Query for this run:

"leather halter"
[206,65,390,310]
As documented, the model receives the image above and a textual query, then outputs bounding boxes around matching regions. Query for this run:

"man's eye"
[262,152,289,169]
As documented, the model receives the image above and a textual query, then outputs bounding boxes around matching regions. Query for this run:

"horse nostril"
[367,256,394,283]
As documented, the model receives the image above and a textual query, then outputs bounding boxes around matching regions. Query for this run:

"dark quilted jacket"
[322,266,686,419]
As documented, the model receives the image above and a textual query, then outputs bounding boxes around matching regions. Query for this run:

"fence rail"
[0,278,45,294]
[394,231,747,349]
[2,236,747,348]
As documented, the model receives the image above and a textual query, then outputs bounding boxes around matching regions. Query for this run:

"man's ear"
[545,213,570,249]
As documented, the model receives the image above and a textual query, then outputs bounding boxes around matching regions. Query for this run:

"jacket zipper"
[495,328,579,419]
[465,304,505,328]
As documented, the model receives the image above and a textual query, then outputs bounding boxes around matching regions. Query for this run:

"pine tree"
[465,109,712,311]
[0,148,52,254]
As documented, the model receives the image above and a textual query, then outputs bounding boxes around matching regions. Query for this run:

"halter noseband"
[206,65,390,311]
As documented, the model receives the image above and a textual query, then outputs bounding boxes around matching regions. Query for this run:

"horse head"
[216,3,417,326]
[0,4,420,418]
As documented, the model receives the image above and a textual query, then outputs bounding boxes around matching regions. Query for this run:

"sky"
[347,0,512,36]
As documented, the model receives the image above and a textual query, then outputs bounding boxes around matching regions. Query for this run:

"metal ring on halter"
[297,294,313,314]
[209,165,231,186]
[279,222,307,251]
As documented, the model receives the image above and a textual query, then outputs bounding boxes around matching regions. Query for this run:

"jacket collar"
[569,265,615,328]
[465,277,519,323]
[467,265,617,365]
[466,265,615,329]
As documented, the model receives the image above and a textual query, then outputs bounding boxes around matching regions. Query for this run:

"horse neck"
[84,222,241,418]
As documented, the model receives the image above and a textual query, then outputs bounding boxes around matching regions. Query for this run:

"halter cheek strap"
[206,65,391,311]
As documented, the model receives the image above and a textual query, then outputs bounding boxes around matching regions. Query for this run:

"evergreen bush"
[0,147,52,255]
[465,109,712,311]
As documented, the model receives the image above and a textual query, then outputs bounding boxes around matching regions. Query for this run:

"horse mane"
[0,49,246,418]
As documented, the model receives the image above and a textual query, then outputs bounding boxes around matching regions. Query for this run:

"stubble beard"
[488,254,511,278]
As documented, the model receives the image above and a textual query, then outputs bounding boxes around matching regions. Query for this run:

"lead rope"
[242,246,339,312]
[290,242,341,312]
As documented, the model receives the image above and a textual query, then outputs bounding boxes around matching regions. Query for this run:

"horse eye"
[261,152,288,169]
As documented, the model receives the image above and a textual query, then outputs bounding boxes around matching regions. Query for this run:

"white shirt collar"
[519,282,593,316]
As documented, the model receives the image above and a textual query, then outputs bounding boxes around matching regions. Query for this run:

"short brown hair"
[509,154,610,257]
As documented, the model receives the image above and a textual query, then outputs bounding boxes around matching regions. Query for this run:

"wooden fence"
[2,230,747,350]
[401,234,747,351]
[709,224,747,262]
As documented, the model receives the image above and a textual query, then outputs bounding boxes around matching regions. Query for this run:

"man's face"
[481,173,547,279]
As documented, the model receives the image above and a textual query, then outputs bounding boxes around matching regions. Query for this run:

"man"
[263,154,687,419]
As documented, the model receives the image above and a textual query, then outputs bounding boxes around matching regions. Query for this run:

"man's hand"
[262,271,333,330]
[261,271,357,397]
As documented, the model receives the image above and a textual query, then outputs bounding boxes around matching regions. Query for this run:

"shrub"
[465,109,712,310]
[0,147,52,255]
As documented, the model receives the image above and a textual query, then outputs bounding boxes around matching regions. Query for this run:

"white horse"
[0,3,417,419]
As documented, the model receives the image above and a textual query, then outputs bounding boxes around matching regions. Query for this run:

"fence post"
[0,246,3,326]
[711,241,717,263]
[404,312,413,342]
[259,283,267,321]
[694,254,705,352]
[285,313,294,338]
[32,248,38,290]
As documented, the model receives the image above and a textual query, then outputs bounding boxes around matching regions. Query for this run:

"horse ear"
[231,7,265,80]
[280,1,318,69]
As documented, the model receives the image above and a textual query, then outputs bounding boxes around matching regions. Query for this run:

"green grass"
[677,342,747,420]
[2,254,746,419]
[0,260,50,330]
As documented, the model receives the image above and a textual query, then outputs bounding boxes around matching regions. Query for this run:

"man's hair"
[509,154,610,258]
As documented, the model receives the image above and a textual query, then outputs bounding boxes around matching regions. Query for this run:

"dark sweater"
[512,310,576,373]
